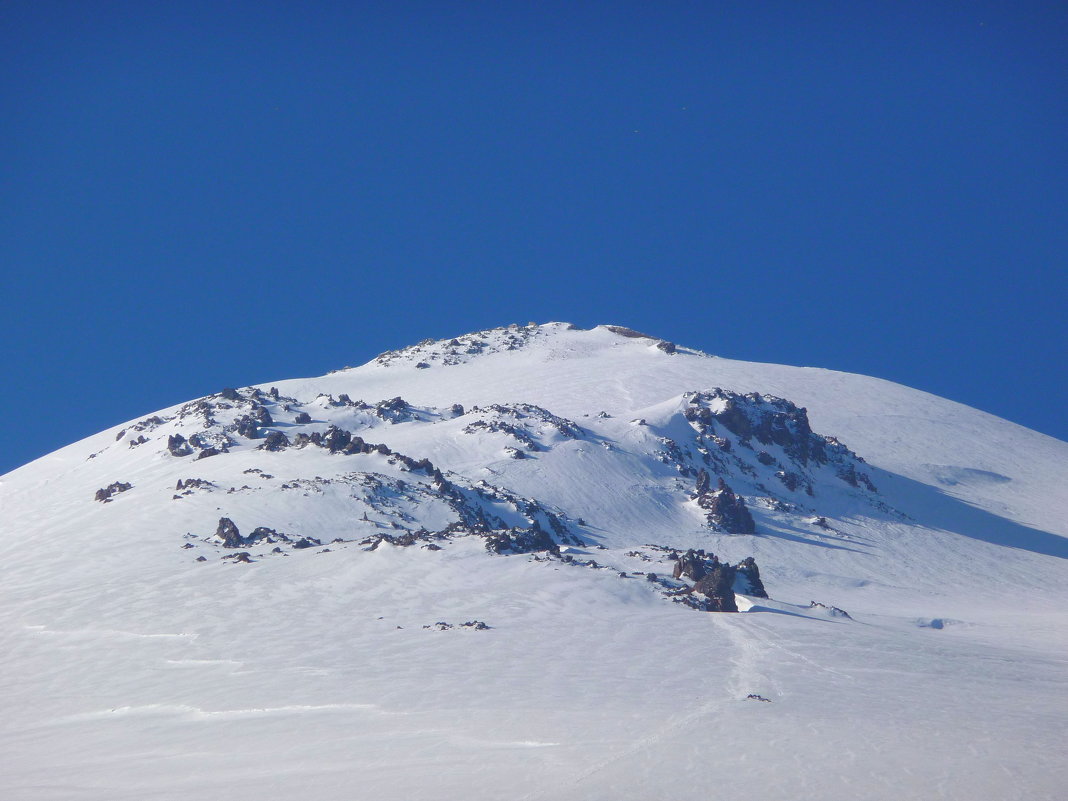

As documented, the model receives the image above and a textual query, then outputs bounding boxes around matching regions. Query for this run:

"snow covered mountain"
[2,322,1066,800]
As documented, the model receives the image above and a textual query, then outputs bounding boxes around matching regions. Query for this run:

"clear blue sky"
[2,1,1066,475]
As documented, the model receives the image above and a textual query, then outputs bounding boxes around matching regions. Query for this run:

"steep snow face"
[1,322,1066,801]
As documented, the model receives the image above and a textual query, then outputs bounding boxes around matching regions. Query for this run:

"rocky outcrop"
[423,620,490,630]
[167,434,192,457]
[246,526,281,544]
[669,550,768,612]
[809,601,852,619]
[215,517,243,548]
[694,468,711,496]
[694,563,739,612]
[465,417,539,451]
[463,403,582,452]
[602,325,656,339]
[681,389,877,495]
[231,415,259,439]
[373,396,421,424]
[695,478,755,534]
[776,470,812,495]
[672,548,711,582]
[94,481,132,502]
[258,431,290,452]
[212,518,300,549]
[175,478,213,491]
[836,463,877,492]
[735,556,768,598]
[361,530,439,550]
[696,390,824,464]
[373,323,547,368]
[484,523,559,556]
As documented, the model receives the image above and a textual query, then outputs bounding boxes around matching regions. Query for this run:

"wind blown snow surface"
[1,322,1066,800]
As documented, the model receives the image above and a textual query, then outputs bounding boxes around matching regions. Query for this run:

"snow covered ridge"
[80,374,890,605]
[3,321,1068,800]
[369,320,561,369]
[363,320,682,369]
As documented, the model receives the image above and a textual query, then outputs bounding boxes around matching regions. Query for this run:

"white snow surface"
[2,322,1066,800]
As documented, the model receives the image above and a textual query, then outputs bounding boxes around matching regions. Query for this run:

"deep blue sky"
[2,1,1066,475]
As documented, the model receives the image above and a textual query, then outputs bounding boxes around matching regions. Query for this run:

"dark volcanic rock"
[703,390,820,464]
[246,526,280,544]
[672,549,710,582]
[669,551,768,611]
[809,601,853,619]
[258,430,290,452]
[320,425,352,453]
[696,479,755,534]
[484,524,559,556]
[195,447,221,460]
[215,517,243,548]
[176,477,213,491]
[167,434,192,457]
[694,468,711,496]
[375,396,417,423]
[94,481,132,502]
[837,462,878,492]
[735,556,768,598]
[251,405,273,426]
[693,564,739,612]
[232,415,260,439]
[603,325,656,340]
[294,411,312,424]
[682,390,878,501]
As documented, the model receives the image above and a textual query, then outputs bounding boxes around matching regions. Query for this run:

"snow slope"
[2,322,1066,800]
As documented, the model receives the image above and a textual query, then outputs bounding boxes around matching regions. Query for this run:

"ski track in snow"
[521,614,783,800]
[57,702,384,724]
[27,625,197,641]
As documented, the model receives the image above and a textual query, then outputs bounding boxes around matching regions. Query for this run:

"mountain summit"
[2,322,1066,800]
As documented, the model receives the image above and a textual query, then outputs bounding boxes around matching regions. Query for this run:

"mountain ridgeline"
[86,323,886,613]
